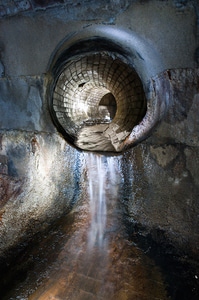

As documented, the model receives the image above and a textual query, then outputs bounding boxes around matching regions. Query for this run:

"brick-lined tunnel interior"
[1,1,199,299]
[52,53,147,152]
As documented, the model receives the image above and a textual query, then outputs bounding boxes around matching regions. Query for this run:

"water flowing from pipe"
[85,153,119,251]
[3,152,175,300]
[86,154,106,250]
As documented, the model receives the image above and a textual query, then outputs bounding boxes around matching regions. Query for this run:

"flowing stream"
[86,154,107,250]
[86,153,118,251]
[0,153,198,299]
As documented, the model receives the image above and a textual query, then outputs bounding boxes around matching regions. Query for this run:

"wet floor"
[0,154,199,300]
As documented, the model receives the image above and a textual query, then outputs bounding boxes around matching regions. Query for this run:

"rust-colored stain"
[31,135,40,154]
[0,175,23,211]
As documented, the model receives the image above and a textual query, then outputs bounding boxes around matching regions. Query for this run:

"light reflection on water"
[0,153,169,300]
[1,152,198,300]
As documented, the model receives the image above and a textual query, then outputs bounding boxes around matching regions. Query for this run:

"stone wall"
[0,0,199,259]
[0,131,85,255]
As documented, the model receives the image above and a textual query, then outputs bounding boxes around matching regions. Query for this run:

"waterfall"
[86,153,107,250]
[85,153,119,251]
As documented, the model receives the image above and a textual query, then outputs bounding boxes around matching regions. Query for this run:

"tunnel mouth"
[50,50,147,152]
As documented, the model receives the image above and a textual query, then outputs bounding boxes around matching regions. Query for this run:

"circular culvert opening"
[50,51,147,152]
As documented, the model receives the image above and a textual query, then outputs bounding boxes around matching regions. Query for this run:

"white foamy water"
[85,153,119,251]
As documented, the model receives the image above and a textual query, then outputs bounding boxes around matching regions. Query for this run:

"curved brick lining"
[52,53,146,151]
[47,27,168,152]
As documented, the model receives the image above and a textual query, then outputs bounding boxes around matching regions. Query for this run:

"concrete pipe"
[47,26,169,152]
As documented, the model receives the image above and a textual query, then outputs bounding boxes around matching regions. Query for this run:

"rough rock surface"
[0,131,84,256]
[0,0,199,262]
[121,144,199,260]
